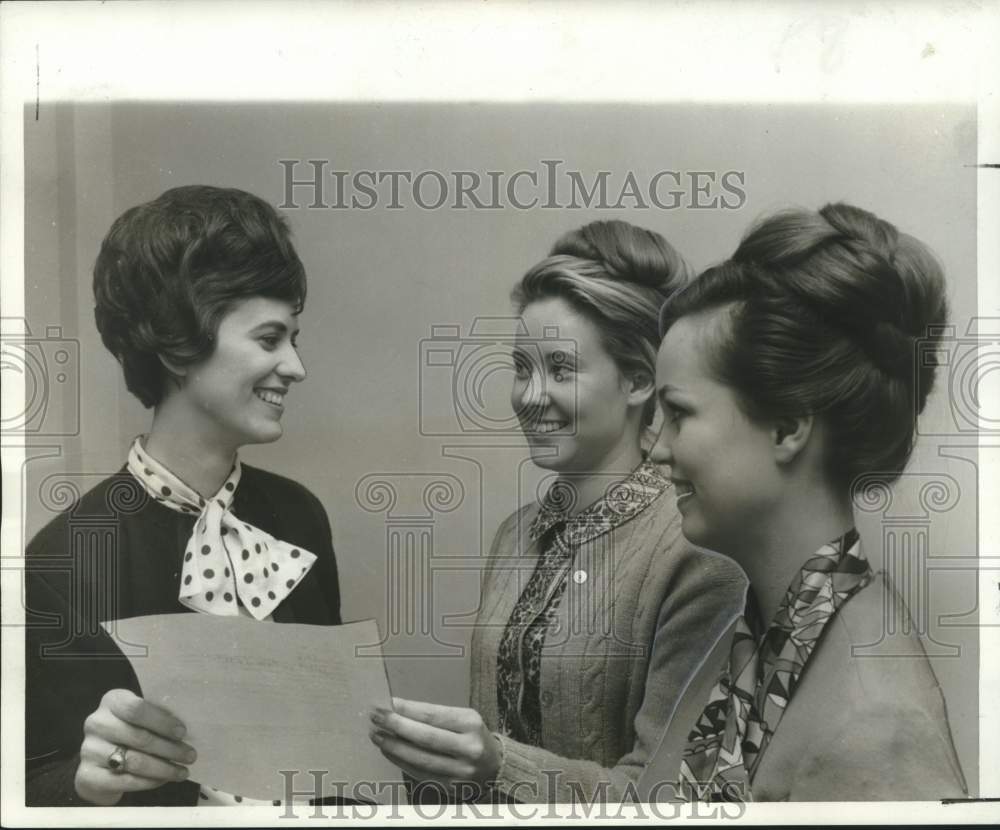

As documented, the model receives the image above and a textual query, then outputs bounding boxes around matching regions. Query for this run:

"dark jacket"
[25,464,341,806]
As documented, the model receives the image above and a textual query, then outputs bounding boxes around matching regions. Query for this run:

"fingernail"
[177,766,189,780]
[370,711,384,725]
[370,730,384,744]
[185,749,197,764]
[172,724,186,740]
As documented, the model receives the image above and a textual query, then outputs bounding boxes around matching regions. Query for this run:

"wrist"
[488,732,505,780]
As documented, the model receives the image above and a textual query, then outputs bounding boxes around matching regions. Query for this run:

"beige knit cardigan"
[469,487,748,803]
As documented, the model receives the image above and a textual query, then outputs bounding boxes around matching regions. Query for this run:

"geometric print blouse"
[495,460,670,746]
[678,528,872,801]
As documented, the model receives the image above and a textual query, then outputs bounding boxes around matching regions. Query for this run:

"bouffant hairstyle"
[512,220,692,425]
[658,202,949,489]
[93,185,306,408]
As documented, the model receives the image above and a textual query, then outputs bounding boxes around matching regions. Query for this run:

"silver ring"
[107,745,128,773]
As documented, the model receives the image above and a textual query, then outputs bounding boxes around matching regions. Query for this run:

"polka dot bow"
[127,438,316,620]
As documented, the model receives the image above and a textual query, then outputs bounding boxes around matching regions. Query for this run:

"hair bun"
[854,320,916,379]
[664,200,951,487]
[818,202,948,345]
[549,219,691,294]
[820,202,900,270]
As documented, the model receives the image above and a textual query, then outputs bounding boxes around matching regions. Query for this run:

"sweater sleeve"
[24,513,198,807]
[24,560,150,805]
[24,755,87,807]
[24,546,98,806]
[490,550,748,803]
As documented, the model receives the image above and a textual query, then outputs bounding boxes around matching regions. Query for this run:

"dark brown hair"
[93,185,306,407]
[659,202,948,488]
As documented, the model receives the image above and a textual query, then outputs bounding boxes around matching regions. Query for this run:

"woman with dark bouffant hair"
[25,186,342,806]
[646,203,967,800]
[367,220,748,804]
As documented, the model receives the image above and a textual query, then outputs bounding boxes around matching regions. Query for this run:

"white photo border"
[2,1,998,825]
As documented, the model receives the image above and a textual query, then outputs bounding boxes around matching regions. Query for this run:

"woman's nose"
[279,344,307,382]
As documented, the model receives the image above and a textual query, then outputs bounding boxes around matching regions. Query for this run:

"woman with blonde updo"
[646,203,968,801]
[368,220,748,803]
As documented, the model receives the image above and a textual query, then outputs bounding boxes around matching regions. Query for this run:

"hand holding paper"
[74,688,195,805]
[370,697,501,796]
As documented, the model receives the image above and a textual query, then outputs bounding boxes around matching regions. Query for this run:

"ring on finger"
[107,745,128,773]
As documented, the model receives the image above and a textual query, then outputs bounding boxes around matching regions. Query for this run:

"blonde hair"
[513,220,692,424]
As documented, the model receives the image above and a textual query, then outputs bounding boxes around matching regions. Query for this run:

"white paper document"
[102,615,403,803]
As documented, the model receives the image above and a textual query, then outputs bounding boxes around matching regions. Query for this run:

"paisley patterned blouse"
[495,461,670,744]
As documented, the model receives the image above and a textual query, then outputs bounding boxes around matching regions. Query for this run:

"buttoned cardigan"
[469,483,748,803]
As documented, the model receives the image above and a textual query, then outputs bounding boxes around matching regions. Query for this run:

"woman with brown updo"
[646,202,968,800]
[368,220,748,803]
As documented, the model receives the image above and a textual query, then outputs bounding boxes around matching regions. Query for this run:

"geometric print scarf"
[126,437,316,621]
[678,528,872,801]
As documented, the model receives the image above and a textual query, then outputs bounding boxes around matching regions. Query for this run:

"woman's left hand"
[369,698,501,792]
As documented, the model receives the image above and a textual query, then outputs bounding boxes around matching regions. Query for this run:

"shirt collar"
[528,460,671,548]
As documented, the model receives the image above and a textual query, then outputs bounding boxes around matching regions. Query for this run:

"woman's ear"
[626,370,655,407]
[157,354,188,380]
[772,414,813,465]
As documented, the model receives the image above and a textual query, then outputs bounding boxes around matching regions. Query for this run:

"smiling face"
[510,296,647,477]
[655,309,781,553]
[173,296,306,452]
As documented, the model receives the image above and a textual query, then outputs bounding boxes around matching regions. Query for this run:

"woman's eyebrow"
[250,320,299,336]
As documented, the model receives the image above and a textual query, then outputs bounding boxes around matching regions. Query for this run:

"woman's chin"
[238,422,284,446]
[525,442,571,471]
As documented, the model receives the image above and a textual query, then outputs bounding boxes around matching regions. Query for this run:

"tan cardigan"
[639,572,969,801]
[469,487,748,803]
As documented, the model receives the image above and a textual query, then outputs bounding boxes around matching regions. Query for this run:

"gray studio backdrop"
[22,102,979,790]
